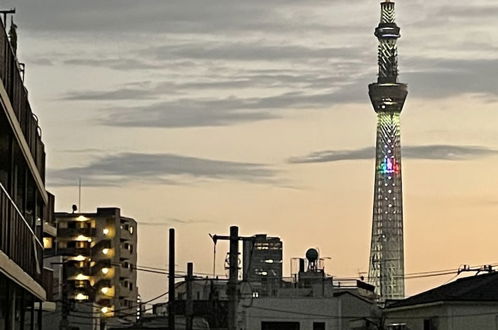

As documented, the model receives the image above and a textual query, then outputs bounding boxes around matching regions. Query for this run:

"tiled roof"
[387,272,498,308]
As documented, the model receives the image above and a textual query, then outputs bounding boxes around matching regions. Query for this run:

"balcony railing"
[0,19,45,180]
[58,227,97,239]
[0,183,43,283]
[42,268,54,301]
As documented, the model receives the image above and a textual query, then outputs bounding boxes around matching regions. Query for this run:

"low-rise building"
[383,272,498,330]
[240,249,377,330]
[151,248,377,330]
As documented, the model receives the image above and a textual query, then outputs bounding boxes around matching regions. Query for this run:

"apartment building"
[0,15,50,329]
[54,207,138,324]
[243,234,283,282]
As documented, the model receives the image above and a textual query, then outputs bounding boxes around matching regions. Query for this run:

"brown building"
[0,14,50,330]
[54,207,138,324]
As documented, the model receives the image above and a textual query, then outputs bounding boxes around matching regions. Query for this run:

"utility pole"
[59,257,69,330]
[186,262,193,330]
[100,317,106,330]
[226,226,240,330]
[0,9,15,29]
[211,226,257,330]
[168,228,176,330]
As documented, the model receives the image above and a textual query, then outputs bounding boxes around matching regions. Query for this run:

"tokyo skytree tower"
[367,0,407,300]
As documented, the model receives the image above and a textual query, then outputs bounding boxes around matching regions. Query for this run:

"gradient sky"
[9,0,498,301]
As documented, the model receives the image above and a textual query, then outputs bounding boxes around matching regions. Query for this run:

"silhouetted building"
[0,14,49,329]
[243,234,283,282]
[151,248,377,330]
[240,249,377,330]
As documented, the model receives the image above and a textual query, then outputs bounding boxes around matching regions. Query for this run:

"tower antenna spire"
[367,0,407,301]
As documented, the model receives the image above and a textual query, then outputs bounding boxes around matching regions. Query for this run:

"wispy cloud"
[63,58,162,71]
[289,145,498,164]
[48,153,278,187]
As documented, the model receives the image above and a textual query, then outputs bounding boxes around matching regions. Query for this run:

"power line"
[249,305,498,320]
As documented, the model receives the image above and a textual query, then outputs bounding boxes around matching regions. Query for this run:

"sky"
[8,0,498,301]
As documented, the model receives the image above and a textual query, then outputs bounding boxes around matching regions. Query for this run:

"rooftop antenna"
[0,8,15,29]
[209,234,217,277]
[78,177,82,212]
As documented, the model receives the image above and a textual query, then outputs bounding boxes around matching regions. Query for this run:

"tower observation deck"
[367,0,407,300]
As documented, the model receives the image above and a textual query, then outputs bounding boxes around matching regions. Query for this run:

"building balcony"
[58,227,96,239]
[119,263,132,279]
[0,183,44,284]
[119,280,133,297]
[0,19,45,180]
[119,245,132,260]
[57,247,91,257]
[119,220,135,241]
[42,268,54,301]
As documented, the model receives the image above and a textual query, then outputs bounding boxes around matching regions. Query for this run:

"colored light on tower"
[379,157,400,174]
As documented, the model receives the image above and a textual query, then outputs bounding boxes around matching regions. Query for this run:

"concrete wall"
[241,293,375,330]
[385,302,498,330]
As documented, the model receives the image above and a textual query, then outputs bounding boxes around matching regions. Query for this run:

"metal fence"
[0,182,43,282]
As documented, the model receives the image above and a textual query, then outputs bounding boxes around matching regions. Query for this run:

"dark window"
[424,319,437,330]
[387,325,407,330]
[262,322,299,330]
[313,322,325,330]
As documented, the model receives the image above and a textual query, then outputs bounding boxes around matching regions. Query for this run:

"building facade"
[0,15,49,329]
[368,0,408,300]
[383,272,498,330]
[243,234,283,282]
[52,207,138,326]
[240,250,377,330]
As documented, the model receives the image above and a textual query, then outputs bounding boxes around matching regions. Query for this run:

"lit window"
[101,268,109,275]
[102,248,110,255]
[43,237,53,249]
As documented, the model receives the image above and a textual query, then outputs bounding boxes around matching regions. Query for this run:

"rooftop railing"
[0,182,43,282]
[0,19,45,181]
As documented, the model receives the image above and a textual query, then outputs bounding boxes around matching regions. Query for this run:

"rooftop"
[387,272,498,309]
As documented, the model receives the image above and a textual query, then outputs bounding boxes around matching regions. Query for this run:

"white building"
[383,272,498,330]
[239,249,379,330]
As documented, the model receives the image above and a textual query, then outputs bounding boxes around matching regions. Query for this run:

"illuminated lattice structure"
[367,0,407,300]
